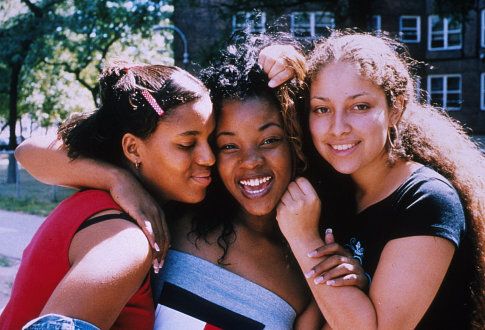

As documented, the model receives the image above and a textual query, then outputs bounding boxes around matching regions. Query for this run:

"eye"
[261,137,282,146]
[313,106,329,114]
[177,143,195,150]
[353,103,370,111]
[218,144,238,152]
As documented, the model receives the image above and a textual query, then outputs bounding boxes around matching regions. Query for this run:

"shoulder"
[70,211,152,274]
[392,167,466,247]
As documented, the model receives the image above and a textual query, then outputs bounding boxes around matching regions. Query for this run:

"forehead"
[217,98,282,129]
[311,61,383,96]
[162,95,214,131]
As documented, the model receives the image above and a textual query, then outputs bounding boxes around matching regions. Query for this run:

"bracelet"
[364,272,372,285]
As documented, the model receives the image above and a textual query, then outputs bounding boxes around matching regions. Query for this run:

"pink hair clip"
[140,89,164,116]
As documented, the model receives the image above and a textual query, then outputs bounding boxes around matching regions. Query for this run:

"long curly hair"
[190,33,307,264]
[307,30,485,328]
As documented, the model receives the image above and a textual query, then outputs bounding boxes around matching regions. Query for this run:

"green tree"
[0,0,173,182]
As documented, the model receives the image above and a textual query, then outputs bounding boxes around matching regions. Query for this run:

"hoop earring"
[387,125,399,149]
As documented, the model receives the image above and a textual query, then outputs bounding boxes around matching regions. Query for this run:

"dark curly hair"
[58,60,208,168]
[190,33,307,264]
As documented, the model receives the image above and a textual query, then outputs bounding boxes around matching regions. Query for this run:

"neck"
[236,209,279,238]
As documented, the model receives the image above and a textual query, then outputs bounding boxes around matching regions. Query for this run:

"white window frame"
[481,10,485,48]
[427,74,462,111]
[399,15,420,43]
[481,73,485,110]
[232,12,266,33]
[427,15,462,50]
[290,11,335,39]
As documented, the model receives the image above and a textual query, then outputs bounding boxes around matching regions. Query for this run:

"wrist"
[105,165,130,191]
[287,233,324,256]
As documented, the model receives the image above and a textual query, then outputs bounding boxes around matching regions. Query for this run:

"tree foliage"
[0,0,173,150]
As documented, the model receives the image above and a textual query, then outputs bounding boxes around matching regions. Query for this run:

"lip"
[191,173,212,187]
[327,141,360,155]
[237,174,274,199]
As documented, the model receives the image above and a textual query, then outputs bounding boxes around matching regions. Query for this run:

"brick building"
[171,0,485,134]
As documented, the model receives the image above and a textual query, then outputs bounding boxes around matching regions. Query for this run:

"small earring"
[135,161,141,170]
[387,125,399,149]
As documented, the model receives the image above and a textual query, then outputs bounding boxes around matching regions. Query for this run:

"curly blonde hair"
[308,31,485,328]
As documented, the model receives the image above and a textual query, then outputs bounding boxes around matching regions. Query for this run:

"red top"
[0,190,154,330]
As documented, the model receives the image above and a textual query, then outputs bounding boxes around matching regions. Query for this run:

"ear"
[122,133,143,165]
[389,95,405,127]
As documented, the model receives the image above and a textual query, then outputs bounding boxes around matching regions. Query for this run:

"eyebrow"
[178,130,200,137]
[216,122,282,139]
[311,92,369,101]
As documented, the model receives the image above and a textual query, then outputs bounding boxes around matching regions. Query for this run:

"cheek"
[309,118,327,147]
[217,155,235,186]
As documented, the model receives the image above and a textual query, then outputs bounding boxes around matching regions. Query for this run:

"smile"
[331,143,357,151]
[238,176,273,198]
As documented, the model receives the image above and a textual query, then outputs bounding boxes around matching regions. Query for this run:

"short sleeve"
[391,177,466,248]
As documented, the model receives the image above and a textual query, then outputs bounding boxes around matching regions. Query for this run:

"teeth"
[239,176,271,187]
[332,143,355,151]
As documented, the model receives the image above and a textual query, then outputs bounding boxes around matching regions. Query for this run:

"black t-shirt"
[327,166,474,329]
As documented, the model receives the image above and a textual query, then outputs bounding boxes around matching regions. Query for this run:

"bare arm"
[40,214,152,329]
[15,136,169,266]
[277,177,455,329]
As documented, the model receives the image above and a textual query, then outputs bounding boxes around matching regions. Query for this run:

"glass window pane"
[448,32,462,47]
[431,34,444,48]
[431,16,443,32]
[431,78,443,91]
[446,93,461,108]
[447,18,462,31]
[447,77,460,90]
[402,18,416,28]
[430,93,444,107]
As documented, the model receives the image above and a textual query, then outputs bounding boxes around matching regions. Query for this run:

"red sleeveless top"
[0,190,154,330]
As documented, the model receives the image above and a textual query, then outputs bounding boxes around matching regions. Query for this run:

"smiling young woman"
[275,31,485,329]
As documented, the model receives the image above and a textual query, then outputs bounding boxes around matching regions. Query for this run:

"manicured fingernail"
[304,269,315,278]
[154,243,160,252]
[307,250,317,257]
[325,228,333,235]
[326,280,336,286]
[159,259,164,269]
[268,80,276,88]
[153,260,160,274]
[314,276,324,284]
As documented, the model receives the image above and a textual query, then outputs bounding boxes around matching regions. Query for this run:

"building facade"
[171,0,485,134]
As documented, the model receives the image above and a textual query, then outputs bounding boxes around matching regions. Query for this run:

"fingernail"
[268,80,276,88]
[307,250,317,257]
[304,269,315,279]
[154,266,159,274]
[325,228,333,235]
[326,280,335,286]
[314,276,324,284]
[154,243,160,252]
[159,259,164,269]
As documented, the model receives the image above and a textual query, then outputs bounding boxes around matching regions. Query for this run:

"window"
[399,16,420,43]
[427,75,462,110]
[481,10,485,47]
[481,73,485,110]
[428,15,462,50]
[371,15,381,32]
[290,11,335,38]
[232,12,266,33]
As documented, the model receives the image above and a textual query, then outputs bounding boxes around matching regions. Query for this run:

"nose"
[195,142,216,167]
[239,148,264,169]
[329,111,351,136]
